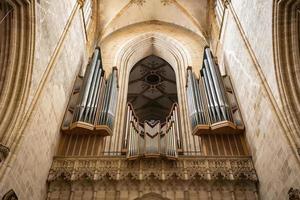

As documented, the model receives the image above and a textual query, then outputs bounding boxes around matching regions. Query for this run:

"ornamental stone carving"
[48,156,258,183]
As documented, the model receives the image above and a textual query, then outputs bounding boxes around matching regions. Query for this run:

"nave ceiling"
[98,0,210,41]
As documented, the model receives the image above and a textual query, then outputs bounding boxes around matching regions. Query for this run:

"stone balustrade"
[48,156,258,182]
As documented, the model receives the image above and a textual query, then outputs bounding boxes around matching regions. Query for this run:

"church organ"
[59,47,118,156]
[124,103,182,159]
[48,47,257,200]
[186,47,244,136]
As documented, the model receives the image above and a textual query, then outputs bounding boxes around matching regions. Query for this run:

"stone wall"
[213,0,300,199]
[0,1,88,199]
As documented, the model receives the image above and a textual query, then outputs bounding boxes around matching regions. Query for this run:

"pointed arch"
[0,0,35,163]
[273,0,300,153]
[135,192,170,200]
[2,190,17,200]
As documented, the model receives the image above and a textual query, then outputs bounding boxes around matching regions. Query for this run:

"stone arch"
[0,0,35,162]
[135,192,170,200]
[2,190,17,200]
[273,0,300,152]
[111,33,194,151]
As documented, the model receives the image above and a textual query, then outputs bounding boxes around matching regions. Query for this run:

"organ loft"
[0,0,300,200]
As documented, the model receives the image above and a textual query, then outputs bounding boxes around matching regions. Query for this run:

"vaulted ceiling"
[98,0,209,40]
[127,55,177,122]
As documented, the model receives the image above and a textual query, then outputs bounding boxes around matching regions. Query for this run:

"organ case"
[186,47,244,136]
[61,47,119,137]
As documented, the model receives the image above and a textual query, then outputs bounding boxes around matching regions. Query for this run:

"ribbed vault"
[128,55,177,122]
[97,0,209,40]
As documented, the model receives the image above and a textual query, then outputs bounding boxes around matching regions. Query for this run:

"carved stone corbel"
[0,144,10,162]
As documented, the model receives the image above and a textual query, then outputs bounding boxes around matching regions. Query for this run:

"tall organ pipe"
[190,70,201,124]
[202,67,217,123]
[214,63,233,121]
[99,72,112,125]
[204,48,228,121]
[106,68,118,128]
[187,69,200,128]
[193,74,207,124]
[91,69,103,123]
[78,48,100,121]
[204,59,222,122]
[84,59,101,122]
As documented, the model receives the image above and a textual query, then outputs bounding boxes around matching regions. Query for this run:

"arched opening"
[273,0,300,152]
[127,55,178,122]
[0,0,35,163]
[2,190,17,200]
[135,192,170,200]
[123,55,182,159]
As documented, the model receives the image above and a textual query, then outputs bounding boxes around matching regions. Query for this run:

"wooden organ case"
[57,47,119,156]
[186,47,248,156]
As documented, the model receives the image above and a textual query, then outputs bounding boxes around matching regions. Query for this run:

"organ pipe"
[78,48,100,121]
[186,47,244,135]
[62,47,118,136]
[124,103,181,159]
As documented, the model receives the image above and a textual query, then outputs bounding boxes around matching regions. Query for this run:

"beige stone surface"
[26,0,81,112]
[230,0,280,106]
[1,1,299,199]
[0,3,87,199]
[219,9,300,200]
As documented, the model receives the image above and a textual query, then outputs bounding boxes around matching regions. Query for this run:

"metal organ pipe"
[204,59,222,122]
[84,59,101,123]
[214,62,233,122]
[78,48,100,121]
[91,69,104,123]
[125,103,180,159]
[204,48,228,121]
[202,67,217,123]
[187,69,199,128]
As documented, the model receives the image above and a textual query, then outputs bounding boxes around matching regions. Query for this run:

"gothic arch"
[2,190,17,200]
[111,33,194,151]
[0,0,35,162]
[273,0,300,152]
[135,193,170,200]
